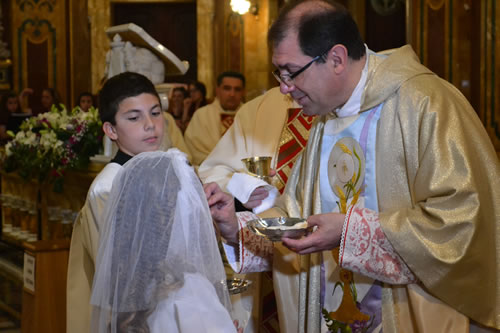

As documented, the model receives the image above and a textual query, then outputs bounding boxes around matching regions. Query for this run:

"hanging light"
[230,0,251,15]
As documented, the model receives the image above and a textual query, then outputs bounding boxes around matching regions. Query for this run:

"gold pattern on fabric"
[275,108,315,193]
[220,114,235,135]
[279,129,294,147]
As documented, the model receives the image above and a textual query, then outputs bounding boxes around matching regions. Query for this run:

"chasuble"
[184,99,241,167]
[224,45,500,333]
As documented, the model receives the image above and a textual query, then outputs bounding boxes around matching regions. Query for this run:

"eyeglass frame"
[272,54,323,87]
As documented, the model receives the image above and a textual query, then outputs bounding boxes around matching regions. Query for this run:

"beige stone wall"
[242,0,274,101]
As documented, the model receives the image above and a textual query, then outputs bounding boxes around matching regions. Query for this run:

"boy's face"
[103,93,164,156]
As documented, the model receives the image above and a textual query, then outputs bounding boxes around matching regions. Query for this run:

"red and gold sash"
[220,113,235,135]
[275,108,315,193]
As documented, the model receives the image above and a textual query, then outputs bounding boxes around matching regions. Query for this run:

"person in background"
[167,86,189,132]
[20,87,65,114]
[41,88,64,112]
[182,80,208,126]
[0,91,31,142]
[184,71,245,167]
[77,92,95,112]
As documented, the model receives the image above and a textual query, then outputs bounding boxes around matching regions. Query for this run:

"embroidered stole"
[220,113,235,135]
[275,108,315,193]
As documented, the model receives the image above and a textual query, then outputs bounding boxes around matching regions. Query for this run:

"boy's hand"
[204,182,239,245]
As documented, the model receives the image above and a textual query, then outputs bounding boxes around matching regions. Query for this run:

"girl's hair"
[43,88,64,111]
[0,91,21,114]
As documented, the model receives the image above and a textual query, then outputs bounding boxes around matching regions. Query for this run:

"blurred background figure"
[77,92,95,112]
[0,90,31,143]
[167,86,188,132]
[20,87,65,114]
[41,88,64,112]
[183,80,208,126]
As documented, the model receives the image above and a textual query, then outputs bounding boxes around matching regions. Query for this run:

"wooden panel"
[21,240,69,333]
[412,0,499,152]
[11,0,68,111]
[426,4,446,79]
[481,0,500,151]
[26,41,48,115]
[69,0,91,109]
[226,13,243,73]
[112,2,197,83]
[365,0,406,52]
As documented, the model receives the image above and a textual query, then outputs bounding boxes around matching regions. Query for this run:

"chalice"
[241,156,272,184]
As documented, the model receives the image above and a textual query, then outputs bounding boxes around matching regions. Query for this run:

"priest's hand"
[243,186,269,209]
[243,169,277,209]
[204,182,239,245]
[282,213,345,254]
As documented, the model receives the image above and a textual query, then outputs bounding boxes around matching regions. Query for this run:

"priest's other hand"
[282,212,345,254]
[204,182,239,245]
[243,169,277,209]
[244,186,269,209]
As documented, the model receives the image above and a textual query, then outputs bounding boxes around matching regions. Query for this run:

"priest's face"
[216,77,244,111]
[272,34,342,116]
[104,93,165,156]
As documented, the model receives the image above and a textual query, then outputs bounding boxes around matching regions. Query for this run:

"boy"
[66,72,165,333]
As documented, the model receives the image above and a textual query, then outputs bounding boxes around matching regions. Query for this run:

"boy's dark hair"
[98,72,160,125]
[268,0,365,62]
[216,71,246,87]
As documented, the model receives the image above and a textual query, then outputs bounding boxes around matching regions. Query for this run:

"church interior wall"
[0,1,498,331]
[2,0,497,153]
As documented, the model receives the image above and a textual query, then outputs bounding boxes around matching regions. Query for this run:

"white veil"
[90,149,232,332]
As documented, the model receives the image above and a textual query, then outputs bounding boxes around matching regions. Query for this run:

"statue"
[105,34,165,85]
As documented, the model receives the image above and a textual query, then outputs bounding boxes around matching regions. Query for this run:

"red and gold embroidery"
[275,108,315,193]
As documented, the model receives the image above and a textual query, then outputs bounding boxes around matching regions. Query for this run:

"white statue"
[105,35,165,85]
[105,34,126,79]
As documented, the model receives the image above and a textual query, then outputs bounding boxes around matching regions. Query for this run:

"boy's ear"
[102,121,118,141]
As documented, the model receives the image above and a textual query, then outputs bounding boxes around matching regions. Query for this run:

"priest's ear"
[102,121,118,141]
[327,44,348,74]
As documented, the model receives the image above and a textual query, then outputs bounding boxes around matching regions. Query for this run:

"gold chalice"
[241,156,272,184]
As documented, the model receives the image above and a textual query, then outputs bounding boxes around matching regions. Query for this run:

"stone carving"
[105,34,165,85]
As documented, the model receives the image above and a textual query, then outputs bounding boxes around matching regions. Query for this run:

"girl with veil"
[90,149,237,332]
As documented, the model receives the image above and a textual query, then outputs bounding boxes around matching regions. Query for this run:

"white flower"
[25,132,38,146]
[5,142,12,156]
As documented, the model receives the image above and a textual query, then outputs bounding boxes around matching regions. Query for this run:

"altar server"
[67,72,166,333]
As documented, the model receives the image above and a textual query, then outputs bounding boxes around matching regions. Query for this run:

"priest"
[205,1,500,332]
[184,71,245,167]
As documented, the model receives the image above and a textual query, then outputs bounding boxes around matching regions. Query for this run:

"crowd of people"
[3,0,499,332]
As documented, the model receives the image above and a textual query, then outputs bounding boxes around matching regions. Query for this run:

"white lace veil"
[90,149,231,332]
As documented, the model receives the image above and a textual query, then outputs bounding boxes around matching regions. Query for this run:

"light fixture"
[230,0,258,15]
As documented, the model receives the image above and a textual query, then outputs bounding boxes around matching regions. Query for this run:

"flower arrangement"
[1,105,103,191]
